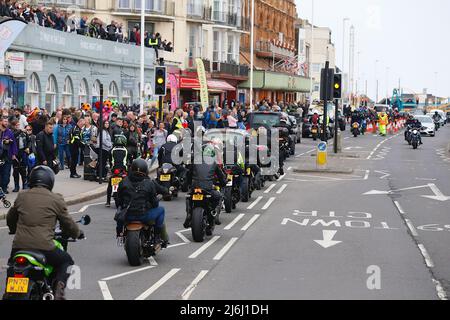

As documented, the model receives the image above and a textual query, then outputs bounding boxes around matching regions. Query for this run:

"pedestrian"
[0,117,18,193]
[95,120,112,182]
[125,122,140,164]
[11,120,30,192]
[80,115,92,165]
[53,115,72,171]
[35,120,56,168]
[151,122,167,167]
[68,118,84,179]
[24,124,36,183]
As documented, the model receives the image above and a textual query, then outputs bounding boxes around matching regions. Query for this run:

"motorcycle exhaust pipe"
[42,293,55,300]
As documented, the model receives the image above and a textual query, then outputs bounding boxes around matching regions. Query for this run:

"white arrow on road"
[363,184,450,202]
[374,170,391,179]
[314,230,342,249]
[422,184,450,202]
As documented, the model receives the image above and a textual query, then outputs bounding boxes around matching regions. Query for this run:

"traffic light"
[154,66,167,96]
[333,73,342,99]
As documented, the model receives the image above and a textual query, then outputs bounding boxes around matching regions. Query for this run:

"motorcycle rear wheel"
[224,187,233,213]
[125,230,144,266]
[191,207,206,242]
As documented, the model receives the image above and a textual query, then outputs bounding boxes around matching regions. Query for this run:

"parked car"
[415,115,435,137]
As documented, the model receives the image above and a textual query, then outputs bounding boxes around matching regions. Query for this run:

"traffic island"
[309,152,361,159]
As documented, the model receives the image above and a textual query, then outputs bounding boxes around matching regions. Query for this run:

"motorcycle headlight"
[413,130,418,134]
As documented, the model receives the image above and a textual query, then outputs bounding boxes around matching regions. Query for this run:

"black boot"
[53,281,66,300]
[12,185,19,193]
[183,212,192,229]
[215,214,222,225]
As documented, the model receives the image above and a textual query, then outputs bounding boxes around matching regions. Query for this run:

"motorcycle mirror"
[79,215,91,226]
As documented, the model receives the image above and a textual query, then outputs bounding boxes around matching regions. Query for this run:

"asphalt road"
[0,124,449,300]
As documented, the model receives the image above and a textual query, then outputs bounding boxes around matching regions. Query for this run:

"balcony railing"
[187,4,212,21]
[212,11,242,28]
[255,40,295,58]
[38,0,95,9]
[116,0,175,16]
[186,57,211,72]
[212,62,249,77]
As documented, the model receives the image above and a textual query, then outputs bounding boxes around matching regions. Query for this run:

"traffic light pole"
[99,84,103,184]
[334,98,339,154]
[158,58,165,123]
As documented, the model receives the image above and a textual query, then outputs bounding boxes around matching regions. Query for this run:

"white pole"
[342,18,349,103]
[309,0,314,104]
[435,72,438,106]
[139,1,145,115]
[249,0,255,111]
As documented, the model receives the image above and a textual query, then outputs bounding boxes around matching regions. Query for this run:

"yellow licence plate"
[227,175,233,181]
[6,277,29,294]
[246,168,251,175]
[160,175,171,182]
[111,177,122,186]
[192,194,204,201]
[312,129,318,133]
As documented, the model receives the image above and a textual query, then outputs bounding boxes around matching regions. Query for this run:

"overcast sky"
[295,0,450,100]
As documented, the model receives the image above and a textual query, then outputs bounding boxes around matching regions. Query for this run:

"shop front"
[239,70,311,104]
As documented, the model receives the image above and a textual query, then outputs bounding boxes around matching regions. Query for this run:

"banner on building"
[168,73,178,111]
[0,19,27,58]
[6,51,24,76]
[121,78,136,91]
[195,58,208,111]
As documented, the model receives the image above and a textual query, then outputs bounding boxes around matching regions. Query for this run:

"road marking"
[405,219,419,236]
[433,279,448,300]
[188,236,221,259]
[375,170,390,179]
[247,196,263,209]
[264,184,277,194]
[287,167,292,171]
[241,214,261,231]
[261,197,276,210]
[277,174,286,181]
[367,136,391,160]
[314,230,342,249]
[363,170,370,180]
[148,256,158,266]
[224,214,245,230]
[167,243,188,249]
[175,230,191,244]
[101,266,155,281]
[98,281,113,300]
[276,184,288,194]
[394,201,405,215]
[213,237,239,260]
[418,244,434,268]
[0,226,8,230]
[181,270,209,300]
[135,268,181,300]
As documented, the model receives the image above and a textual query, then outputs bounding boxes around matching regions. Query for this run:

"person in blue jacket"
[53,115,73,171]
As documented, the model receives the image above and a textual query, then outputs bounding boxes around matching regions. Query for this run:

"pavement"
[1,125,450,300]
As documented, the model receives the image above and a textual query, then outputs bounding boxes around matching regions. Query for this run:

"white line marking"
[213,237,239,260]
[405,219,419,237]
[224,214,245,230]
[135,268,181,300]
[247,196,263,210]
[167,243,188,249]
[367,136,391,160]
[0,226,8,230]
[261,197,276,210]
[181,270,209,300]
[241,214,261,231]
[394,201,405,214]
[98,281,113,300]
[276,184,288,194]
[148,256,158,266]
[175,231,191,244]
[264,184,277,194]
[418,244,435,268]
[287,167,292,171]
[79,205,89,213]
[433,279,449,300]
[101,266,155,281]
[188,236,221,259]
[277,174,286,181]
[363,170,370,180]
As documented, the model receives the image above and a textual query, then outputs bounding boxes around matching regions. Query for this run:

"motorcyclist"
[410,118,423,145]
[116,159,170,247]
[105,134,128,207]
[276,116,291,175]
[184,142,228,230]
[6,166,83,300]
[157,134,186,183]
[432,111,442,124]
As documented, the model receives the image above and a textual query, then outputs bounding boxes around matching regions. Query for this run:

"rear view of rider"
[6,166,83,300]
[116,159,170,246]
[184,142,228,229]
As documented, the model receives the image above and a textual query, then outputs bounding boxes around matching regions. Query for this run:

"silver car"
[415,115,435,137]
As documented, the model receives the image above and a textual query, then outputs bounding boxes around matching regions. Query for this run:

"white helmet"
[167,134,178,144]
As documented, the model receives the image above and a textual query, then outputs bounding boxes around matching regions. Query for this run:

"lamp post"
[375,59,379,103]
[342,18,349,103]
[309,0,314,104]
[139,0,145,115]
[249,0,255,111]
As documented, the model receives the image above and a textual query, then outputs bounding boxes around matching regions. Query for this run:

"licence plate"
[112,184,119,193]
[227,175,233,181]
[6,277,29,294]
[192,194,204,201]
[111,177,122,186]
[160,175,171,182]
[246,168,251,175]
[312,129,317,133]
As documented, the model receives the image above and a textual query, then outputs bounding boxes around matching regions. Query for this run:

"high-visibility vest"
[149,38,158,46]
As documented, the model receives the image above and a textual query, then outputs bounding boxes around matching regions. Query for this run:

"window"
[62,76,74,108]
[79,78,89,104]
[312,63,321,73]
[187,0,203,16]
[213,31,219,62]
[108,81,119,100]
[118,0,130,9]
[122,89,132,105]
[45,75,58,112]
[28,73,40,107]
[127,21,154,36]
[227,34,234,63]
[92,80,101,102]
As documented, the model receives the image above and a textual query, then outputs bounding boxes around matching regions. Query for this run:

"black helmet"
[29,166,55,191]
[131,158,149,176]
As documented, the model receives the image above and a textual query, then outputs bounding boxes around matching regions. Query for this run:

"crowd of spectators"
[0,2,173,52]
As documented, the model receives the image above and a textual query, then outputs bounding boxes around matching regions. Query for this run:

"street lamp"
[249,0,255,111]
[386,66,390,104]
[309,0,314,105]
[139,0,145,115]
[342,18,349,104]
[375,59,379,103]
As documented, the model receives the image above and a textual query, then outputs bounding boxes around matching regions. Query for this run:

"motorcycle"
[434,119,440,131]
[405,125,413,145]
[187,186,222,242]
[111,166,128,207]
[240,165,257,203]
[352,122,360,137]
[411,128,421,150]
[223,165,241,213]
[157,163,179,201]
[3,215,90,300]
[311,124,319,141]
